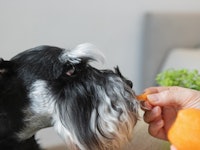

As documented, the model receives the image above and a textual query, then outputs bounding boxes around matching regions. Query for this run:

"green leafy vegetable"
[156,69,200,90]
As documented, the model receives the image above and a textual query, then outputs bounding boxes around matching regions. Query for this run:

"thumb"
[147,88,183,107]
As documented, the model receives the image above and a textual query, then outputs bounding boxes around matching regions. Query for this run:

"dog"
[0,43,139,150]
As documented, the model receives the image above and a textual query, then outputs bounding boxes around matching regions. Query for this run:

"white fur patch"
[18,80,82,148]
[16,80,73,143]
[59,43,105,64]
[17,80,54,140]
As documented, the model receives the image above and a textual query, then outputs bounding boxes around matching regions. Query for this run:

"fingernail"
[140,101,152,110]
[147,94,159,103]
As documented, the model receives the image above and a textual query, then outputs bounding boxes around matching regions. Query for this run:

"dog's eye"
[63,62,86,78]
[66,65,75,76]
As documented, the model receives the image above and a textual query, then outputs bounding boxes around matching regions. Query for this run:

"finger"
[140,101,153,110]
[148,119,167,140]
[147,86,184,106]
[144,86,170,93]
[162,106,178,131]
[143,106,161,123]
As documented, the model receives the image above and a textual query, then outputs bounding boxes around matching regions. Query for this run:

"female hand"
[143,86,200,140]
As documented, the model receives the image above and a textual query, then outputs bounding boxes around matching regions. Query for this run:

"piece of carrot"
[136,92,148,101]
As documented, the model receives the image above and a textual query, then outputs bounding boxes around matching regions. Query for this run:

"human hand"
[143,86,200,140]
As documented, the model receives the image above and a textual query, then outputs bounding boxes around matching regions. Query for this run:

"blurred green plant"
[156,69,200,90]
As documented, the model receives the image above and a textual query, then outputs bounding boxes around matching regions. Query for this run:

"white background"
[1,0,200,92]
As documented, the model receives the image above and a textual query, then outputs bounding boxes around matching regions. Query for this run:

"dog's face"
[3,43,138,150]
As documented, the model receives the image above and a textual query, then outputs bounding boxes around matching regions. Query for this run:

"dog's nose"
[126,80,133,88]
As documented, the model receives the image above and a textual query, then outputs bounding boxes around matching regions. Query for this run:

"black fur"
[0,46,65,149]
[0,59,40,150]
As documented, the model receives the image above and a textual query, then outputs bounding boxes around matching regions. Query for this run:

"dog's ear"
[0,58,14,77]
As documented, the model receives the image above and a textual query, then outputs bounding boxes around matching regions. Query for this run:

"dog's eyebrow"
[59,43,105,64]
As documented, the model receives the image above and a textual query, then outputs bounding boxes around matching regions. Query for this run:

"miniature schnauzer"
[0,43,139,150]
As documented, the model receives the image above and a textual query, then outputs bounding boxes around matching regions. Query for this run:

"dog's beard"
[52,73,138,150]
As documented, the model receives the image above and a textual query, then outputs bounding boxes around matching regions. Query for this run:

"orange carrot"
[168,108,200,150]
[136,92,148,101]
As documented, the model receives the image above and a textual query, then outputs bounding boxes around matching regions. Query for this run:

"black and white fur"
[0,43,139,150]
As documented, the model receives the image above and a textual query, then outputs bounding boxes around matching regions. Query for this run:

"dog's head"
[8,43,139,150]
